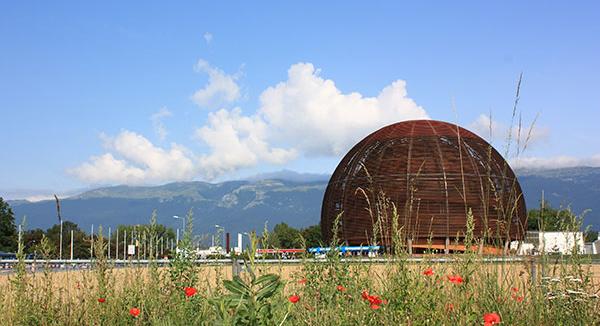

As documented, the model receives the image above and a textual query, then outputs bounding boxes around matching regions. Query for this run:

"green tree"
[46,221,89,259]
[527,201,578,231]
[113,223,176,258]
[0,197,17,252]
[584,229,599,243]
[115,224,175,244]
[23,228,45,255]
[270,223,301,248]
[301,224,323,248]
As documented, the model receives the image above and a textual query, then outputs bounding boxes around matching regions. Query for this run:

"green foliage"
[216,272,283,325]
[93,226,111,301]
[300,225,323,248]
[6,217,177,259]
[268,223,301,248]
[263,223,323,249]
[1,203,599,325]
[114,223,175,245]
[169,208,198,289]
[0,225,599,325]
[36,235,59,323]
[527,201,578,231]
[584,229,599,242]
[10,219,36,325]
[23,228,45,256]
[114,222,176,259]
[46,221,89,258]
[0,197,17,252]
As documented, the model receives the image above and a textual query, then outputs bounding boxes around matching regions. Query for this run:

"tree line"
[1,197,598,255]
[0,197,179,259]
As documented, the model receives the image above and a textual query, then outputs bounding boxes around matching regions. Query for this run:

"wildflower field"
[1,220,600,326]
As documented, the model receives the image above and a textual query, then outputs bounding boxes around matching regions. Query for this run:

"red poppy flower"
[483,312,501,326]
[362,291,386,309]
[129,307,140,318]
[423,268,434,276]
[512,294,524,302]
[336,285,346,292]
[184,287,197,297]
[367,295,383,306]
[445,303,454,312]
[367,295,385,309]
[511,287,519,292]
[98,298,106,303]
[447,275,464,284]
[361,290,370,300]
[288,294,300,304]
[297,278,307,285]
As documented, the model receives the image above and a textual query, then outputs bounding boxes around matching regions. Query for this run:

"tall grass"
[1,208,599,325]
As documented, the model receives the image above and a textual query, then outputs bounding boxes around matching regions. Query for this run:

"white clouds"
[193,62,428,178]
[258,63,429,156]
[150,107,172,141]
[70,131,195,184]
[191,59,241,108]
[72,153,145,184]
[203,32,213,44]
[195,108,297,179]
[469,114,549,152]
[511,154,600,170]
[73,62,429,184]
[469,114,501,141]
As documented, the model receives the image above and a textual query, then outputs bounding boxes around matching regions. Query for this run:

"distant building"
[585,232,600,255]
[592,239,600,255]
[523,231,585,254]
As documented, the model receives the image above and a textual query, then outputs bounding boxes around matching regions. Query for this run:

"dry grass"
[1,262,598,292]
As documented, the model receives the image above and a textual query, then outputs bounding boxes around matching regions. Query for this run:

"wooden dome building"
[321,120,527,251]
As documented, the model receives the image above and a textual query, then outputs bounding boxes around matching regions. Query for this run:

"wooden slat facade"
[321,120,527,247]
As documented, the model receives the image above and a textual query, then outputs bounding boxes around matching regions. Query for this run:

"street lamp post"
[243,231,252,248]
[173,215,186,244]
[70,230,74,260]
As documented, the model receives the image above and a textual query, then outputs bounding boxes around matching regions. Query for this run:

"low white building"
[585,232,600,255]
[509,241,535,255]
[526,231,585,254]
[592,239,600,255]
[196,246,226,258]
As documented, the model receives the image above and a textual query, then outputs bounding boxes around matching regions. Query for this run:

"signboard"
[127,245,136,255]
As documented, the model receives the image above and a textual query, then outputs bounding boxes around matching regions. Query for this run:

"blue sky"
[1,1,599,199]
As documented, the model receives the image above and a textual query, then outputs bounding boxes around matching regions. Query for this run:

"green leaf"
[223,276,251,297]
[256,279,282,301]
[254,274,279,286]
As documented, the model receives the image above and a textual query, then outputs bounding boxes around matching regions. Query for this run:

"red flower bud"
[483,312,501,326]
[184,287,197,297]
[447,274,464,284]
[129,307,140,318]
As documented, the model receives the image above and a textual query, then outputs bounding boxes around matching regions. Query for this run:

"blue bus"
[308,245,381,256]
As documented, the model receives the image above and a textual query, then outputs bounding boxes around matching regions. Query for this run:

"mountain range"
[6,167,600,236]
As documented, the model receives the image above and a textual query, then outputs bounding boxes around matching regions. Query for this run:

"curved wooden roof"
[321,120,527,247]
